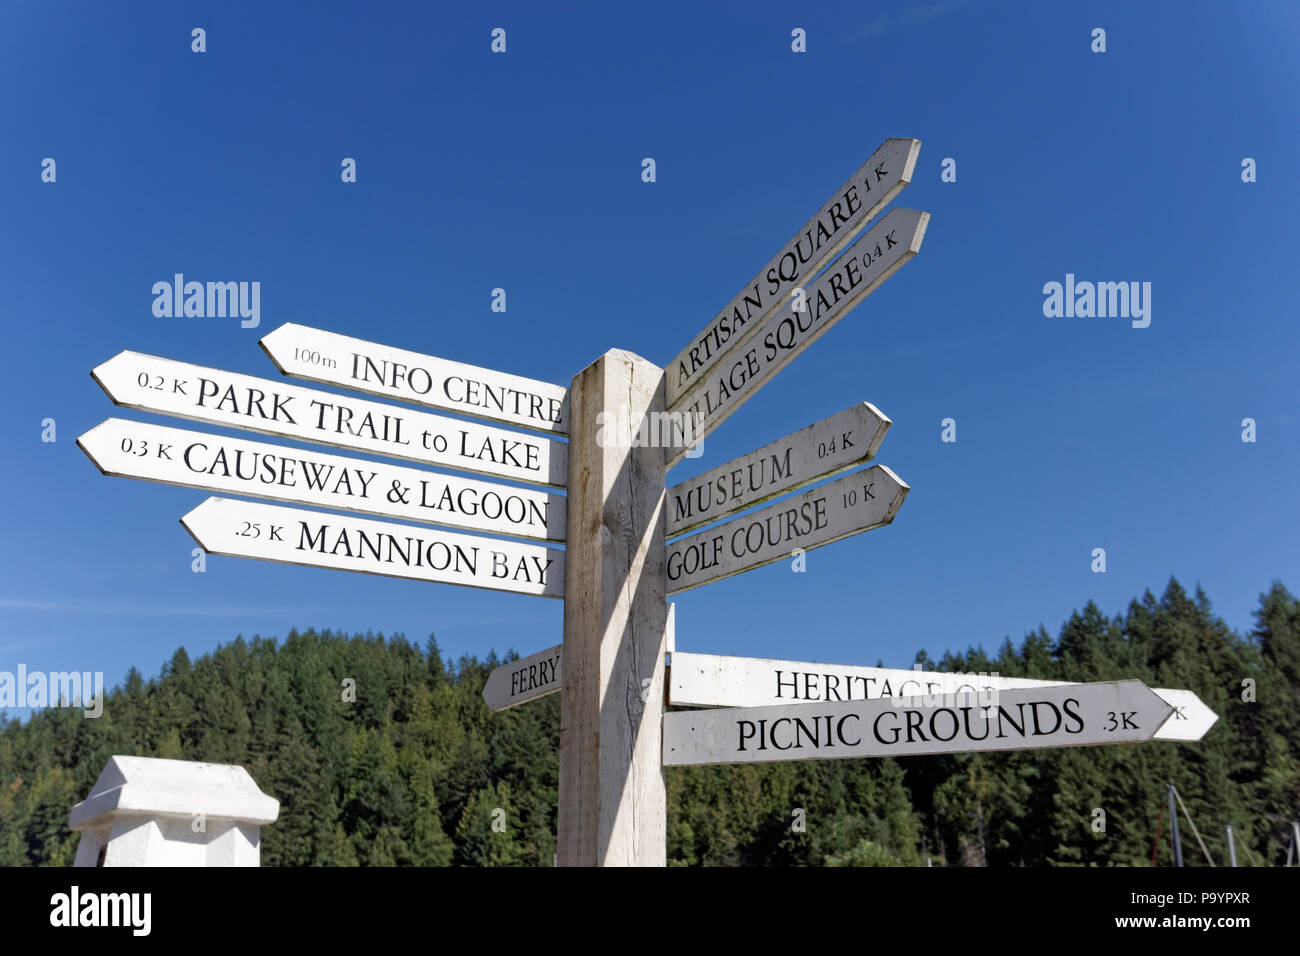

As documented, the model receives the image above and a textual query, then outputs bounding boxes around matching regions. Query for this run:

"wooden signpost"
[80,135,1217,868]
[667,652,1218,743]
[663,681,1175,767]
[558,350,668,865]
[79,418,566,542]
[92,351,567,487]
[260,323,570,434]
[181,497,564,597]
[666,465,908,595]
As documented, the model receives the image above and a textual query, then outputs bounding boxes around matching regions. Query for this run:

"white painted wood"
[482,644,563,711]
[181,496,563,598]
[667,653,1217,743]
[670,652,983,709]
[666,138,921,408]
[1143,688,1218,742]
[663,680,1174,766]
[260,323,569,434]
[558,349,667,867]
[666,402,890,537]
[666,208,929,468]
[665,465,908,595]
[79,418,566,543]
[69,756,278,867]
[92,351,567,487]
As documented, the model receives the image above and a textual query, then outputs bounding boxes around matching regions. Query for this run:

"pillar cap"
[69,756,280,831]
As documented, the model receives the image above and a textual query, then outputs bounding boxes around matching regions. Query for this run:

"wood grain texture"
[557,350,668,866]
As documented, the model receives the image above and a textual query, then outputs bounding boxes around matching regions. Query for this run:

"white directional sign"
[182,497,564,598]
[667,138,921,408]
[260,323,569,435]
[663,680,1174,766]
[483,644,563,711]
[92,351,567,487]
[666,465,907,595]
[667,653,1217,743]
[666,208,928,468]
[79,418,566,542]
[666,403,890,538]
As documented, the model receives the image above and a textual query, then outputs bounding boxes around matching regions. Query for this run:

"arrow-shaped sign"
[666,138,921,409]
[78,418,566,542]
[483,644,563,711]
[666,208,929,467]
[260,323,570,435]
[663,680,1174,766]
[666,403,890,538]
[181,497,564,598]
[92,351,566,487]
[667,652,1217,743]
[666,465,908,595]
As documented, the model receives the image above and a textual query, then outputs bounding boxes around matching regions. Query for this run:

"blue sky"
[2,0,1298,713]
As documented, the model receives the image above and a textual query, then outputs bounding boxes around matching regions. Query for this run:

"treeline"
[1,577,1297,866]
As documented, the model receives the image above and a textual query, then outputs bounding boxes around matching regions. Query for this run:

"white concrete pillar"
[69,756,279,866]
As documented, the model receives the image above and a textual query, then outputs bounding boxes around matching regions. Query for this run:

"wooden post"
[558,349,668,866]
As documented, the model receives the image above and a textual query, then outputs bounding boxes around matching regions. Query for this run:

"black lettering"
[1030,701,1063,736]
[836,714,861,746]
[1062,697,1084,733]
[929,708,960,742]
[792,717,819,749]
[996,703,1028,738]
[904,709,927,742]
[775,671,798,699]
[737,720,757,752]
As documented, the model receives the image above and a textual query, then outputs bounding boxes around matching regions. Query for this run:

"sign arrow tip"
[891,138,923,182]
[75,428,109,475]
[179,497,223,546]
[257,325,292,374]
